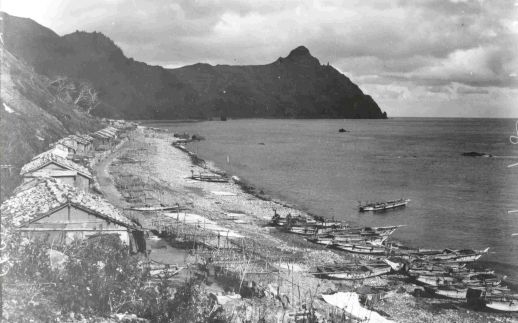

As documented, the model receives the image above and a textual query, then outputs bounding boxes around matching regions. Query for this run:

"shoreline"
[186,142,518,288]
[98,126,516,322]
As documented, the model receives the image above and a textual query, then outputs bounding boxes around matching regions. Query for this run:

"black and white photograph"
[0,1,517,322]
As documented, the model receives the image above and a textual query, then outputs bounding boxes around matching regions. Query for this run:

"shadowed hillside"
[2,12,387,120]
[0,42,102,199]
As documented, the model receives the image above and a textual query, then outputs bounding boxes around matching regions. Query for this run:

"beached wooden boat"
[285,226,320,235]
[483,293,518,312]
[359,199,410,212]
[316,262,391,280]
[398,247,490,263]
[424,248,489,263]
[416,272,501,288]
[426,286,469,299]
[407,267,490,277]
[191,173,228,182]
[344,225,404,235]
[129,205,182,211]
[333,242,388,255]
[416,275,459,287]
[307,234,387,246]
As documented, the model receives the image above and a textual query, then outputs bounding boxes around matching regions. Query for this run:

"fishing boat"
[484,295,518,312]
[408,267,491,278]
[359,199,410,212]
[424,248,489,263]
[307,233,388,246]
[333,242,388,255]
[191,173,228,183]
[129,205,183,212]
[316,262,391,280]
[426,286,509,300]
[416,275,460,287]
[416,272,501,288]
[425,286,469,299]
[285,225,321,235]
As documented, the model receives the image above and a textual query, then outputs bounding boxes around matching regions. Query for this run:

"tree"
[49,76,76,103]
[74,82,99,112]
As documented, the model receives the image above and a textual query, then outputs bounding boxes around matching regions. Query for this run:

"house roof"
[91,129,113,139]
[26,169,78,178]
[52,139,77,151]
[1,177,135,228]
[78,134,95,142]
[32,147,69,160]
[21,151,92,179]
[67,134,91,145]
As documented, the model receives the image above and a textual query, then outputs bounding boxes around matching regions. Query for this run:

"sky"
[2,0,518,118]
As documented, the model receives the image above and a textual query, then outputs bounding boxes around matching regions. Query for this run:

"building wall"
[20,205,131,245]
[76,174,90,192]
[25,163,87,190]
[39,163,67,171]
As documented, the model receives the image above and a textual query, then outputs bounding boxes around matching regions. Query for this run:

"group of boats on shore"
[269,212,518,312]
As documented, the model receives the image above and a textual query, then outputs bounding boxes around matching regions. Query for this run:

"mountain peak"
[287,46,311,58]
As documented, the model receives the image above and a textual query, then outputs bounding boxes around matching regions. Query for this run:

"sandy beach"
[94,127,516,323]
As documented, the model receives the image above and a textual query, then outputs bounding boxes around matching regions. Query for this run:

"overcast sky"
[2,0,517,117]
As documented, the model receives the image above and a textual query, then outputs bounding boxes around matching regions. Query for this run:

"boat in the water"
[359,199,410,212]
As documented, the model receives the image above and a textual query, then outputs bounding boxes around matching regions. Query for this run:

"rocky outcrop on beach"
[2,12,387,120]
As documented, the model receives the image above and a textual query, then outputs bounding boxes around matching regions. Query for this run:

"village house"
[66,134,93,155]
[50,138,77,159]
[0,177,145,252]
[77,134,96,150]
[91,127,118,148]
[21,151,92,191]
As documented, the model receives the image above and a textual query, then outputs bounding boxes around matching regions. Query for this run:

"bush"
[56,235,146,315]
[3,234,226,322]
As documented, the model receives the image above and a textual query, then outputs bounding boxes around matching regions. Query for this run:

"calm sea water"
[148,118,518,281]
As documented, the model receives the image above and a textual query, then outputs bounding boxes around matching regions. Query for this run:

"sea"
[148,118,518,282]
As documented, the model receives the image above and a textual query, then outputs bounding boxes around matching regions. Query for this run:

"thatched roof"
[1,177,135,228]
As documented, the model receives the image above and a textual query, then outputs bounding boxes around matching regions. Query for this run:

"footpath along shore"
[96,126,515,322]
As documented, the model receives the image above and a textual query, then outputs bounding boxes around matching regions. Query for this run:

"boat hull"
[359,199,410,212]
[485,301,518,312]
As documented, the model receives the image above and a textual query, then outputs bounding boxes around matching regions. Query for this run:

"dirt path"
[92,141,131,209]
